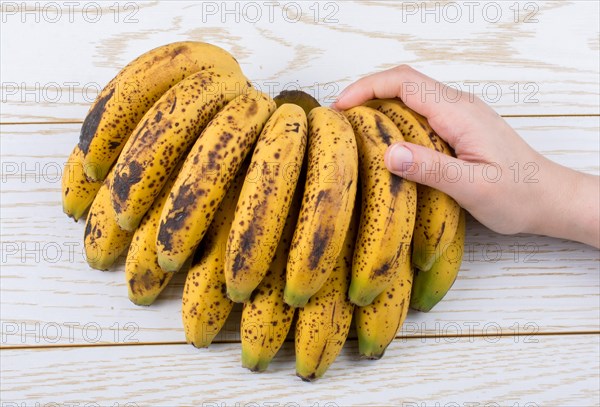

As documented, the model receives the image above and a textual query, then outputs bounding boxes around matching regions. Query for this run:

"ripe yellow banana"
[411,209,466,312]
[355,252,413,359]
[284,107,358,308]
[110,69,250,232]
[125,160,185,306]
[157,91,276,273]
[240,189,301,372]
[84,170,133,270]
[181,166,246,348]
[80,41,243,181]
[225,103,307,303]
[364,99,460,271]
[62,145,102,221]
[344,106,417,307]
[295,206,357,382]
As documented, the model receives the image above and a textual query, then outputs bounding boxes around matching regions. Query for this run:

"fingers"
[384,142,480,205]
[332,65,477,123]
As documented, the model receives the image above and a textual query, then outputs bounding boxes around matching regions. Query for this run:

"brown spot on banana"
[79,88,115,155]
[112,161,143,213]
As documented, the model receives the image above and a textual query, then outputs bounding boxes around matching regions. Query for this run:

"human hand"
[332,65,599,248]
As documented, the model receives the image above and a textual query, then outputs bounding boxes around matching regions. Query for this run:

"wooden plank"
[1,1,599,122]
[2,335,599,405]
[1,117,598,347]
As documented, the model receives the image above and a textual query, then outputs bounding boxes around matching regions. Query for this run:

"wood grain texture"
[1,117,598,347]
[1,1,599,122]
[2,335,599,405]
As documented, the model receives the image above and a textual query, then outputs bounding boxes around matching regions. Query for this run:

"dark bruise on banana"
[226,104,308,303]
[157,92,276,273]
[79,41,242,181]
[344,107,417,306]
[110,69,250,232]
[126,159,186,306]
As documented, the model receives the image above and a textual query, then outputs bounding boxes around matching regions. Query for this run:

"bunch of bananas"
[62,42,466,381]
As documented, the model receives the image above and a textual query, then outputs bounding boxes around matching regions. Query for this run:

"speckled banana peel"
[294,205,357,382]
[410,209,466,312]
[240,188,301,372]
[62,145,102,221]
[355,249,413,359]
[110,69,250,233]
[79,41,243,182]
[156,91,276,273]
[225,103,308,303]
[364,99,460,272]
[283,107,358,308]
[83,169,133,271]
[344,106,417,307]
[125,160,185,306]
[181,167,246,348]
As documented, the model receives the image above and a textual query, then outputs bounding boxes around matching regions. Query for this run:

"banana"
[363,99,453,155]
[283,107,358,308]
[125,160,185,306]
[355,251,413,359]
[364,99,460,271]
[110,69,250,232]
[225,103,307,303]
[181,165,246,348]
[240,188,301,372]
[294,205,357,382]
[80,41,243,181]
[344,106,417,307]
[410,209,466,312]
[157,91,276,273]
[84,170,133,270]
[62,145,102,221]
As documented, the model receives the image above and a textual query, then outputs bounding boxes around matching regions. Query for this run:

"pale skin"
[332,65,600,249]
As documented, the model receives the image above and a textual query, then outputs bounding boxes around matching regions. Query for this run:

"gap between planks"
[1,113,600,126]
[2,330,599,351]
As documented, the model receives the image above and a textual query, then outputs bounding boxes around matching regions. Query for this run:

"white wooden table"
[1,1,599,405]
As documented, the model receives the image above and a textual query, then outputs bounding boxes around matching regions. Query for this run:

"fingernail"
[386,144,413,172]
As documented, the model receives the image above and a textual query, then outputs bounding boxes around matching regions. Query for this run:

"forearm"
[528,160,600,248]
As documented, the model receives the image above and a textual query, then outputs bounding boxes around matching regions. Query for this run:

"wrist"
[526,159,599,247]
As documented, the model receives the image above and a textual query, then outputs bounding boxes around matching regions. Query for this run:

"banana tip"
[296,371,318,382]
[359,352,384,361]
[283,288,310,308]
[226,288,251,303]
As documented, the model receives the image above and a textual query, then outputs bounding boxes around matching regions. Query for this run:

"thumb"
[384,142,475,203]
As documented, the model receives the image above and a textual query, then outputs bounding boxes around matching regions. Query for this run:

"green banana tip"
[226,288,251,303]
[241,358,270,373]
[282,289,310,308]
[409,298,434,313]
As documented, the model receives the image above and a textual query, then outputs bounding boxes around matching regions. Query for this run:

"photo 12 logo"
[1,2,140,24]
[397,1,540,24]
[1,321,139,344]
[199,1,340,24]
